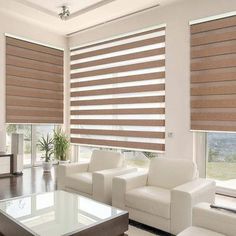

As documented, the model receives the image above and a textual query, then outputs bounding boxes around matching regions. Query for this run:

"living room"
[0,0,236,235]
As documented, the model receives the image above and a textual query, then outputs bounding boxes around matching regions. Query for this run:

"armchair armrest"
[112,171,148,209]
[171,178,216,235]
[57,162,89,188]
[193,202,236,236]
[93,167,137,204]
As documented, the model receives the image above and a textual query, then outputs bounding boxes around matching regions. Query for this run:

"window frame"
[194,132,236,197]
[6,124,58,168]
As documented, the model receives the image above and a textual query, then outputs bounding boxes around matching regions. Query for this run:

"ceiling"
[1,0,182,36]
[14,0,116,16]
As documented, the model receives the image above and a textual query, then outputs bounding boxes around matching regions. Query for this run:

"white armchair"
[57,150,136,204]
[178,202,236,236]
[112,157,216,235]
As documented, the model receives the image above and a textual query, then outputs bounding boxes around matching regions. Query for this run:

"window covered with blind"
[190,15,236,132]
[70,26,166,152]
[6,36,64,124]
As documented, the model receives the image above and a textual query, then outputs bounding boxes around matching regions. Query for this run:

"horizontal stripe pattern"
[70,26,166,151]
[191,15,236,132]
[6,36,64,124]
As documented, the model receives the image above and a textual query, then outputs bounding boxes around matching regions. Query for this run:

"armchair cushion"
[125,186,171,219]
[88,150,123,172]
[112,171,148,209]
[148,158,198,189]
[57,162,89,188]
[65,172,92,195]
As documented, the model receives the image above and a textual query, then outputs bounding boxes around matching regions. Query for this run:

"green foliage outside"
[208,148,236,163]
[143,152,157,159]
[6,124,17,135]
[207,162,236,180]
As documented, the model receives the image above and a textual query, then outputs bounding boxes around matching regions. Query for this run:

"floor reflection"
[0,166,57,200]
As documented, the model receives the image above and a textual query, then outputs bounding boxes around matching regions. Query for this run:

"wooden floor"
[0,166,57,200]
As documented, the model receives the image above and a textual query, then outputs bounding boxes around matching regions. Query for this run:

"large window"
[70,25,166,153]
[206,132,236,195]
[6,124,57,167]
[6,124,32,166]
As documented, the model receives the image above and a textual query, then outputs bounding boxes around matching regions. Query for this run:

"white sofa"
[58,150,136,204]
[112,157,216,235]
[178,202,236,236]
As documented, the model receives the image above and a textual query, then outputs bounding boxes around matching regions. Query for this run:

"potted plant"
[53,128,70,164]
[38,135,54,172]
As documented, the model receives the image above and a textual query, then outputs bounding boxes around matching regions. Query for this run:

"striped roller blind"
[6,36,64,124]
[190,14,236,132]
[70,26,166,152]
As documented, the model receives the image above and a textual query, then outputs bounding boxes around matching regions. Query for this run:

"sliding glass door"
[6,124,32,166]
[6,124,57,167]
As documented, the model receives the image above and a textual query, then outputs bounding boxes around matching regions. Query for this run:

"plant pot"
[59,160,70,165]
[42,161,53,172]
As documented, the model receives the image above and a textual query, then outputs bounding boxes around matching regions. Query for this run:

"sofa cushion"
[88,150,123,172]
[178,226,225,236]
[148,158,197,189]
[65,172,92,195]
[125,186,170,219]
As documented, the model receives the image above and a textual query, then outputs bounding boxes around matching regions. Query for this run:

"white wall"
[69,0,236,160]
[0,11,66,152]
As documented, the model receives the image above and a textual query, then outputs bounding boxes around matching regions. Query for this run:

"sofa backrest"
[147,157,198,189]
[88,150,123,172]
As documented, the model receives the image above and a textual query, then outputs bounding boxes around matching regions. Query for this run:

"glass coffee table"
[0,190,128,236]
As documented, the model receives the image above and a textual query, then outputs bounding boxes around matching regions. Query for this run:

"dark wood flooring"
[0,166,57,200]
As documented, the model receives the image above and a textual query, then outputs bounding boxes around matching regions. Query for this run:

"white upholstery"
[127,206,170,231]
[57,162,89,188]
[58,149,136,204]
[148,158,198,189]
[112,157,216,235]
[65,172,92,195]
[88,150,123,172]
[171,178,216,234]
[178,202,236,236]
[126,186,170,219]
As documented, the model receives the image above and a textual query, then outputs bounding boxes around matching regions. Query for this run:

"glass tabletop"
[0,190,124,236]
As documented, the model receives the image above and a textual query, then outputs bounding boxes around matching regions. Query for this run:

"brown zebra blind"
[190,15,236,132]
[70,26,166,152]
[6,36,64,124]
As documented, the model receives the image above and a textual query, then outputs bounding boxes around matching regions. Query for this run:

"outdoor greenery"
[53,128,70,161]
[6,124,17,135]
[207,133,236,163]
[207,162,236,180]
[143,152,157,159]
[208,148,236,163]
[37,135,54,162]
[207,133,236,181]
